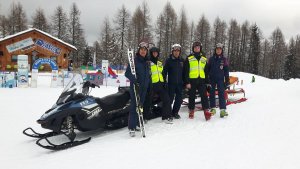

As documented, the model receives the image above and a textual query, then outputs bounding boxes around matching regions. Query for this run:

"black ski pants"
[168,84,183,116]
[188,79,209,110]
[152,83,172,120]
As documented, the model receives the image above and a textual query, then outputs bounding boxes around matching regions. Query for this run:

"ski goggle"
[138,42,149,50]
[172,46,181,51]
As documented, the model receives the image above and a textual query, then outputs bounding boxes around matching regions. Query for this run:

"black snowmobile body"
[23,74,161,150]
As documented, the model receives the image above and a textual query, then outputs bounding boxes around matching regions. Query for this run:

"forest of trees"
[0,1,299,79]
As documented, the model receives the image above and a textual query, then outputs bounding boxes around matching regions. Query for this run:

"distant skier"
[207,43,230,118]
[162,44,184,119]
[125,41,152,137]
[183,41,212,120]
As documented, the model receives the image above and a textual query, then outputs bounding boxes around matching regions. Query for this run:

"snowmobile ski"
[23,127,60,138]
[36,134,91,150]
[127,48,146,138]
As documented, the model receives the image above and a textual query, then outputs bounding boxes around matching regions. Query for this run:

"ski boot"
[220,109,228,118]
[210,108,216,116]
[189,109,194,119]
[204,109,212,121]
[173,113,181,119]
[163,117,173,124]
[129,129,135,137]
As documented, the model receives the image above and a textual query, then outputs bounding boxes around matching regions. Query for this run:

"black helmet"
[192,41,202,53]
[149,46,160,58]
[150,46,160,53]
[192,41,202,49]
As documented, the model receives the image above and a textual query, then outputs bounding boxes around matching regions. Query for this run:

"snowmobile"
[23,74,161,150]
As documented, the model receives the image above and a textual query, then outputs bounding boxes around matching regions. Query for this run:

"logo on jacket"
[220,61,224,70]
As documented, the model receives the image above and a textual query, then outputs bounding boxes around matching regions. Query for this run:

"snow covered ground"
[0,72,300,169]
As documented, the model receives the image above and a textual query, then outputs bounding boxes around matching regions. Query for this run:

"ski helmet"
[138,41,149,50]
[150,46,160,53]
[171,44,181,51]
[216,43,224,49]
[192,41,202,49]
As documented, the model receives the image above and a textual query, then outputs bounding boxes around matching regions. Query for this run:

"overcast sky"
[0,0,299,45]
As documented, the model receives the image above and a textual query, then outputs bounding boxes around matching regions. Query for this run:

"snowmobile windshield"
[56,74,84,105]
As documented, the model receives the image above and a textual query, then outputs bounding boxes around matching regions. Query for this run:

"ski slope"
[0,72,299,169]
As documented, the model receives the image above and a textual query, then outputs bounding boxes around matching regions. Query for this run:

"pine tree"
[51,6,69,42]
[131,2,152,50]
[32,8,49,32]
[211,17,227,50]
[239,21,250,72]
[0,15,9,38]
[114,4,130,70]
[93,41,102,65]
[99,17,116,62]
[195,15,211,55]
[68,3,86,67]
[269,27,287,79]
[175,6,189,56]
[227,19,241,71]
[7,2,28,35]
[261,39,272,77]
[284,37,297,79]
[83,45,92,66]
[248,24,261,75]
[155,2,177,59]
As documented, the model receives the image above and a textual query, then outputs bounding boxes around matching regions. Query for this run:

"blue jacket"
[162,55,184,85]
[207,54,229,82]
[125,54,151,102]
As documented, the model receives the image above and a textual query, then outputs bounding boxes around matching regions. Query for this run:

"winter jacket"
[162,54,184,85]
[207,54,229,83]
[125,54,151,101]
[183,52,209,85]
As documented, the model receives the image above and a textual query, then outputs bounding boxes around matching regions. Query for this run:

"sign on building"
[6,38,34,53]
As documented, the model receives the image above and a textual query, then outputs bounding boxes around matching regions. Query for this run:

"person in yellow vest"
[149,46,173,124]
[183,41,212,120]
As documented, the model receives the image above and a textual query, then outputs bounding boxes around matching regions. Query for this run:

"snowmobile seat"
[95,91,130,112]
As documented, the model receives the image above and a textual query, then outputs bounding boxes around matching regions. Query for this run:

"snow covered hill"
[0,72,299,169]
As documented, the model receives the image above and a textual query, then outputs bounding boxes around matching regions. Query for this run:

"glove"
[206,84,211,92]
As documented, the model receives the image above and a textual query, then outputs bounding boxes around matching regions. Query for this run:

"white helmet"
[171,44,181,51]
[216,43,224,49]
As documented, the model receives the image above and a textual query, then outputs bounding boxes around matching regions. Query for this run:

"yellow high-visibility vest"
[150,61,164,83]
[188,55,207,79]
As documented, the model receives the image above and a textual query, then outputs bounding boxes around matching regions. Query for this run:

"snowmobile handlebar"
[83,81,100,89]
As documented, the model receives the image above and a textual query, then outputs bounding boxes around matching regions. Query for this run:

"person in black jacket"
[149,46,173,124]
[162,44,184,119]
[183,41,212,121]
[125,41,151,137]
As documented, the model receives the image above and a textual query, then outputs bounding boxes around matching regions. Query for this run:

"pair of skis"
[127,49,146,138]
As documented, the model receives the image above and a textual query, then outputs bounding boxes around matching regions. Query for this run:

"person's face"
[216,48,222,55]
[139,47,148,57]
[193,46,201,53]
[152,51,158,57]
[172,50,180,58]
